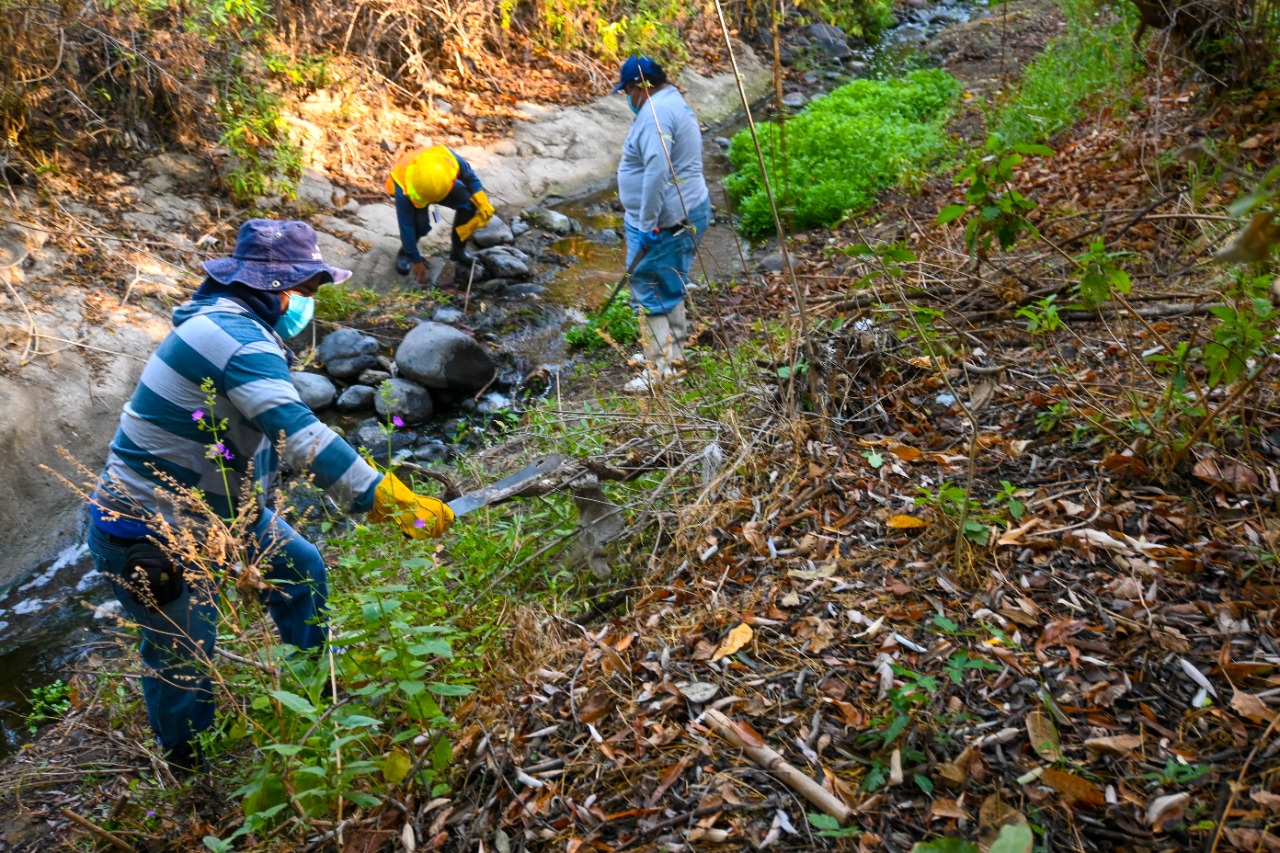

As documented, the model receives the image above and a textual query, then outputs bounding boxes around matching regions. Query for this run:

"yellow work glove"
[368,472,454,539]
[454,217,482,243]
[471,190,495,225]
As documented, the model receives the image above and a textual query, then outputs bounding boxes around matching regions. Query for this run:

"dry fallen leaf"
[1040,767,1105,808]
[1146,791,1190,831]
[1214,211,1280,263]
[929,797,970,821]
[712,623,754,661]
[937,747,975,788]
[1231,690,1279,724]
[1084,734,1142,761]
[1026,709,1062,761]
[887,514,927,529]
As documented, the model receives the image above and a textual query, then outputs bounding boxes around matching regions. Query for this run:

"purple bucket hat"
[202,219,352,291]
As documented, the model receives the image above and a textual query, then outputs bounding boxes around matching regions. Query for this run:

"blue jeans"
[624,197,712,315]
[86,510,327,752]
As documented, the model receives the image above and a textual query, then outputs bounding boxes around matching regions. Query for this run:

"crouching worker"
[86,219,454,773]
[386,145,495,283]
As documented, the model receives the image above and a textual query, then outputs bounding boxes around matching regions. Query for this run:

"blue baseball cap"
[202,219,352,292]
[612,56,663,93]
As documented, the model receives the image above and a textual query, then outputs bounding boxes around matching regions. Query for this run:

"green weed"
[991,0,1139,146]
[726,69,960,238]
[565,289,641,351]
[25,679,72,734]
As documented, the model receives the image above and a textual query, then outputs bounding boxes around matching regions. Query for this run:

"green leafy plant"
[988,480,1026,521]
[1035,399,1070,434]
[1204,271,1278,387]
[937,135,1052,257]
[727,70,960,238]
[915,482,989,545]
[911,822,1034,853]
[807,811,861,838]
[1016,295,1063,335]
[215,67,303,204]
[1073,239,1133,308]
[25,679,72,734]
[942,651,1001,684]
[991,0,1139,147]
[566,290,642,351]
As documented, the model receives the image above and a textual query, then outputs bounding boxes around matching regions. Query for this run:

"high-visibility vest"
[385,147,460,208]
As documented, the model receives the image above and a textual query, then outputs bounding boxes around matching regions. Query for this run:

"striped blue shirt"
[92,296,380,533]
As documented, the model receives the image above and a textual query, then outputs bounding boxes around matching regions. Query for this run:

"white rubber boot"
[666,300,689,366]
[641,313,674,376]
[623,313,674,392]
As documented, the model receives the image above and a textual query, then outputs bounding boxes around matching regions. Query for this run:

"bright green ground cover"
[990,0,1139,146]
[725,68,961,239]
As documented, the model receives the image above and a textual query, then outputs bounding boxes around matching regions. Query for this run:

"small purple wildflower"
[146,810,157,819]
[192,409,205,421]
[392,415,405,428]
[207,443,234,461]
[414,518,427,528]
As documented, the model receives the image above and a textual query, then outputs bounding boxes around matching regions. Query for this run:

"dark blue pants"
[394,184,476,263]
[86,510,327,752]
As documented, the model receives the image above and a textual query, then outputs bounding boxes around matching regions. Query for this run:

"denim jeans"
[624,197,712,316]
[86,509,327,752]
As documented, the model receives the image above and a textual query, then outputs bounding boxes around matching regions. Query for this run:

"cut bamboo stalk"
[702,708,851,824]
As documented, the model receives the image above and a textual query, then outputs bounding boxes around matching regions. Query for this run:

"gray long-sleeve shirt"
[617,87,710,233]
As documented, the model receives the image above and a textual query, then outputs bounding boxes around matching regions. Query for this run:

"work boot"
[163,741,208,778]
[666,299,689,366]
[621,313,676,394]
[449,230,476,268]
[395,250,411,276]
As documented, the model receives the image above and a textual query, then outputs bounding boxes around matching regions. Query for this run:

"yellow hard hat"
[405,147,458,207]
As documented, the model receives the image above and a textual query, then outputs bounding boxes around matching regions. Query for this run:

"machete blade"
[447,454,566,518]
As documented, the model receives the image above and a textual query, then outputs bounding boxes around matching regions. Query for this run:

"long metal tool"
[447,455,566,518]
[596,244,649,316]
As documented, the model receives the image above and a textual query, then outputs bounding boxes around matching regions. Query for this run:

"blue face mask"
[629,98,640,115]
[274,294,314,339]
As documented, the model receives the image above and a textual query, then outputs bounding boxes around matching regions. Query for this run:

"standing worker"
[86,219,455,773]
[613,55,712,392]
[385,145,495,284]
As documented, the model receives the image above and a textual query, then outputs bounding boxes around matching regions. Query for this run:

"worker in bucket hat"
[85,219,454,774]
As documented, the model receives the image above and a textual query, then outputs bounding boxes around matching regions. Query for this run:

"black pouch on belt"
[122,543,184,610]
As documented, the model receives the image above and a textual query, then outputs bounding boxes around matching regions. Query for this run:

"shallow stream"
[0,4,978,756]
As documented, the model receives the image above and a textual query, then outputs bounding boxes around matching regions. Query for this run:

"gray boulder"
[292,372,337,411]
[511,218,531,238]
[475,248,530,279]
[806,22,851,58]
[373,377,434,425]
[358,368,392,387]
[782,91,808,108]
[396,322,496,392]
[336,384,376,412]
[318,329,381,379]
[432,306,465,325]
[523,207,573,235]
[472,215,514,248]
[351,420,416,462]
